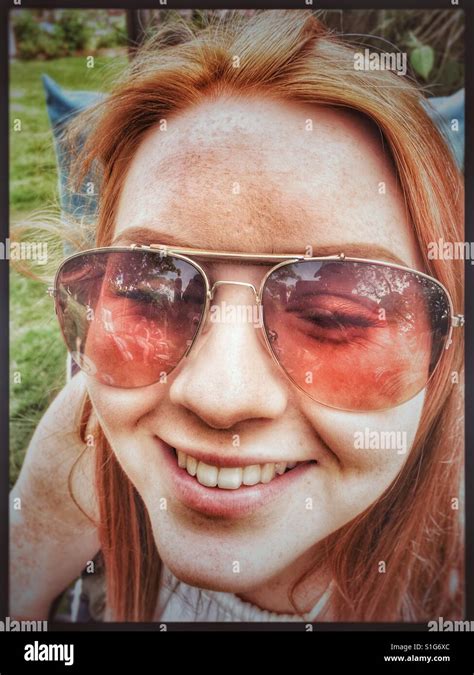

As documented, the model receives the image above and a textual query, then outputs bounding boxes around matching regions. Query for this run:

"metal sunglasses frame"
[50,243,465,412]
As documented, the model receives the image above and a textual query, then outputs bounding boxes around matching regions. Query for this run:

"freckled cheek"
[314,429,414,519]
[85,379,169,436]
[336,431,412,478]
[298,385,423,479]
[349,444,410,481]
[323,458,406,521]
[86,382,169,497]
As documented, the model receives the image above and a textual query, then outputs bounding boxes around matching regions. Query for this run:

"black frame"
[1,0,472,647]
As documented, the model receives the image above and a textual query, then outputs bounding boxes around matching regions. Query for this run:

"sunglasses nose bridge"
[208,280,260,303]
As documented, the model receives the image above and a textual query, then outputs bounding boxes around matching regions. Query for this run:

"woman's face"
[85,95,426,606]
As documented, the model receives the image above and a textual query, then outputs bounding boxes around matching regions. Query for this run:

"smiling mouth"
[173,448,314,490]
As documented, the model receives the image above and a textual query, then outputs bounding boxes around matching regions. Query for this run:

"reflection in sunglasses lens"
[262,261,450,411]
[56,251,207,387]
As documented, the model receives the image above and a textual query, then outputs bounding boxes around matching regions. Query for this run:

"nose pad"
[168,286,287,429]
[208,280,259,303]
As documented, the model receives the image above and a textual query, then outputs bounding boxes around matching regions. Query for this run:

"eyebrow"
[112,227,190,248]
[111,226,411,267]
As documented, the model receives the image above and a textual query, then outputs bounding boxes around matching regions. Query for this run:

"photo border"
[1,0,472,633]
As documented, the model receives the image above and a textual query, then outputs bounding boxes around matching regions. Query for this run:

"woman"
[10,10,464,623]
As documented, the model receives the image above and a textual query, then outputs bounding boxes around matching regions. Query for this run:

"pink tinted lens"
[262,260,450,411]
[55,250,206,387]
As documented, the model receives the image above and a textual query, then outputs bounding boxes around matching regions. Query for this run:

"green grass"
[9,269,67,482]
[10,54,127,486]
[9,55,127,211]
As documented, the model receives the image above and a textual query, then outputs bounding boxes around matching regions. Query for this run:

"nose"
[168,287,288,429]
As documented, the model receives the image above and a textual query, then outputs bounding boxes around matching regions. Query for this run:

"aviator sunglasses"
[50,244,464,412]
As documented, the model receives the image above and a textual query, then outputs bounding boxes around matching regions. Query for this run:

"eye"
[285,294,387,345]
[287,294,384,326]
[296,307,378,329]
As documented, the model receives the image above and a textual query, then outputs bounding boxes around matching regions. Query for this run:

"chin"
[157,546,273,594]
[167,565,266,593]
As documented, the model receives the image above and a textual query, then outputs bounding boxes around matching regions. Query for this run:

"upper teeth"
[176,450,299,490]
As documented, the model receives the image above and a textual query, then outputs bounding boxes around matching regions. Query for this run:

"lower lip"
[157,440,316,519]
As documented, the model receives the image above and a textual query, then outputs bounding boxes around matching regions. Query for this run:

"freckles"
[359,447,408,477]
[298,397,420,479]
[86,380,169,431]
[343,411,419,489]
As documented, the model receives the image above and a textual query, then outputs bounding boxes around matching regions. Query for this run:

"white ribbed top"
[154,566,333,622]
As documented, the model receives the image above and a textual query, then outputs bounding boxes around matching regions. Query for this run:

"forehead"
[114,95,420,267]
